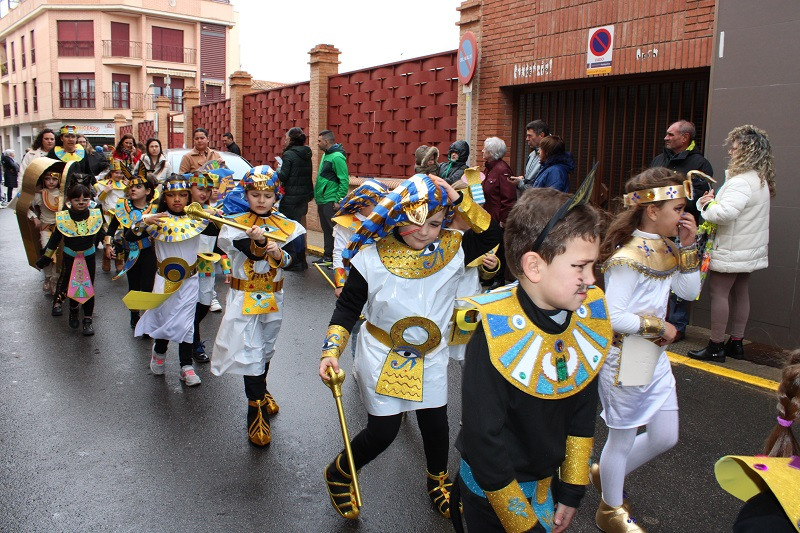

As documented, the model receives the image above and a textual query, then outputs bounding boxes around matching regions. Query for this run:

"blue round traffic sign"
[590,28,612,56]
[458,31,478,84]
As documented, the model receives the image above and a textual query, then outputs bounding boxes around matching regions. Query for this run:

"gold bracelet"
[679,244,700,272]
[638,315,666,338]
[560,436,593,485]
[250,239,268,258]
[321,325,350,360]
[485,481,539,533]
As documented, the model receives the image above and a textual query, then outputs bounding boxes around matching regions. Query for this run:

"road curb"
[667,351,779,392]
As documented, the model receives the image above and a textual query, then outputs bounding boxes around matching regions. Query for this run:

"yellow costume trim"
[42,189,61,212]
[377,229,461,279]
[250,239,268,258]
[144,213,208,242]
[236,257,281,314]
[623,179,693,207]
[460,286,612,399]
[601,235,679,279]
[332,213,360,232]
[322,325,350,360]
[227,210,297,243]
[55,209,103,237]
[122,257,196,310]
[368,317,442,402]
[467,243,499,269]
[114,198,152,229]
[333,267,348,288]
[679,244,700,272]
[54,145,85,162]
[638,315,666,338]
[715,455,800,532]
[560,436,593,485]
[220,254,231,274]
[457,188,492,232]
[484,481,539,533]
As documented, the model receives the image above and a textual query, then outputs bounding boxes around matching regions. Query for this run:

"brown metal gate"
[513,69,710,207]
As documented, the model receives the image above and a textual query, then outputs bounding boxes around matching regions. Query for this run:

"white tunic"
[197,234,217,306]
[211,220,306,376]
[135,237,201,344]
[350,231,465,416]
[598,229,701,429]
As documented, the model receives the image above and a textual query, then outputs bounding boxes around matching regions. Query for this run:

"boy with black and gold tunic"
[454,180,611,533]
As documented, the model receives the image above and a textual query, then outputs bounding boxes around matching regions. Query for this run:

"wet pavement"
[0,207,781,532]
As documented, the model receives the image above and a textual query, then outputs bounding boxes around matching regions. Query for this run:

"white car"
[165,149,251,181]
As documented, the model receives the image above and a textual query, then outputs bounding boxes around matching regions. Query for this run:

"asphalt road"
[0,207,778,533]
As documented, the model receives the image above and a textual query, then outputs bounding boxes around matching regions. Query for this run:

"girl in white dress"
[593,167,701,532]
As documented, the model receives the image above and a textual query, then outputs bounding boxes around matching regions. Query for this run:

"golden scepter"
[322,367,363,510]
[185,202,287,242]
[314,261,337,290]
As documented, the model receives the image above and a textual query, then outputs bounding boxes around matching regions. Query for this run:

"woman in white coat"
[688,125,775,363]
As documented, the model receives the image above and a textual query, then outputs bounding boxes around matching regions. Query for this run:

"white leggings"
[598,409,679,507]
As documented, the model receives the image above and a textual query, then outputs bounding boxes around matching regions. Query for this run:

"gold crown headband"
[623,179,693,208]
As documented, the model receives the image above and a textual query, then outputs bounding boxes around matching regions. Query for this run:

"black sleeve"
[43,227,64,252]
[461,218,503,265]
[201,222,220,237]
[124,225,147,242]
[700,157,714,178]
[329,265,368,332]
[106,216,120,236]
[232,237,268,261]
[278,153,294,183]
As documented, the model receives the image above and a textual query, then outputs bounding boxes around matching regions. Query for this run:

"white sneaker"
[209,298,222,312]
[180,365,202,386]
[150,346,165,375]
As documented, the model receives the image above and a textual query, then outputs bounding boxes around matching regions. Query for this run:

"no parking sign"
[586,25,614,76]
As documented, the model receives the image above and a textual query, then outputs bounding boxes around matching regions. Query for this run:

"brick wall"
[120,124,132,137]
[241,82,310,166]
[190,99,231,152]
[138,120,155,143]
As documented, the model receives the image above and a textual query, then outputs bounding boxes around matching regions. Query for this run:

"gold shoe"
[590,463,632,512]
[596,500,646,532]
[263,390,279,415]
[324,454,360,519]
[426,470,458,519]
[247,398,271,446]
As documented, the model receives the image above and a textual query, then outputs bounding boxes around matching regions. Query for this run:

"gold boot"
[596,500,646,532]
[247,398,271,446]
[591,463,631,511]
[324,454,359,519]
[426,470,457,519]
[263,390,279,415]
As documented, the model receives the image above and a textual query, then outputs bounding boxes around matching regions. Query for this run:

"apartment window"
[151,26,183,62]
[57,21,94,57]
[59,73,95,108]
[32,78,38,112]
[10,41,15,72]
[30,30,35,64]
[153,75,184,111]
[20,35,25,69]
[22,81,27,113]
[111,73,130,108]
[13,85,17,115]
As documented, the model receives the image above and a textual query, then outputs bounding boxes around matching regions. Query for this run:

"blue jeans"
[668,292,689,333]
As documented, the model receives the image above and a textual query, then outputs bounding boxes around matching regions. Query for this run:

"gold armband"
[267,252,282,269]
[103,235,113,246]
[457,190,492,232]
[638,315,666,338]
[44,248,56,258]
[250,239,268,258]
[560,436,593,485]
[484,481,538,533]
[679,244,700,272]
[321,325,350,360]
[478,257,502,280]
[333,267,348,288]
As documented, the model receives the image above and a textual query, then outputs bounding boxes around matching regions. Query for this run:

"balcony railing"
[2,104,9,117]
[103,91,153,110]
[59,91,95,109]
[57,40,94,57]
[146,43,195,64]
[102,40,141,59]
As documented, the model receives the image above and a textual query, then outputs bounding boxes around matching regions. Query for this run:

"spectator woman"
[688,125,775,363]
[2,149,19,204]
[480,136,516,287]
[134,138,171,183]
[113,133,141,175]
[277,127,313,271]
[532,135,573,192]
[20,129,56,176]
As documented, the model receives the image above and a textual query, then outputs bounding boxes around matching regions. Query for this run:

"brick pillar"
[228,70,253,149]
[114,114,128,146]
[182,86,201,142]
[131,109,145,142]
[457,0,482,166]
[155,96,170,149]
[307,44,341,232]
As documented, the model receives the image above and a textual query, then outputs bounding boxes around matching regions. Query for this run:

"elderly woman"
[20,129,56,176]
[480,137,516,287]
[532,135,573,192]
[2,149,19,204]
[688,125,775,363]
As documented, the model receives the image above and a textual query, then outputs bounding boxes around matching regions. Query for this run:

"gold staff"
[322,367,363,509]
[185,202,287,242]
[314,262,337,290]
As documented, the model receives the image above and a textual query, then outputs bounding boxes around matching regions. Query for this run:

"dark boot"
[130,311,140,329]
[724,337,745,360]
[52,301,63,316]
[688,340,726,363]
[82,317,94,336]
[68,306,80,328]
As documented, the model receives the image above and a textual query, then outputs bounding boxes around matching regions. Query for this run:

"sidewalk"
[306,228,324,257]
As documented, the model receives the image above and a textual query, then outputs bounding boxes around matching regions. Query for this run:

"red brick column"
[114,114,128,146]
[155,96,170,150]
[182,86,201,141]
[228,70,253,150]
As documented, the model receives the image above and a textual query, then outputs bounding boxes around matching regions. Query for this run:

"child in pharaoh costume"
[96,160,130,273]
[593,167,701,532]
[28,167,64,295]
[125,174,218,386]
[454,173,611,533]
[318,174,502,521]
[36,183,103,336]
[210,166,305,446]
[104,172,158,330]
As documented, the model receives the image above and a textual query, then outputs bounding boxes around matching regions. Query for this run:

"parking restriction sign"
[586,25,614,76]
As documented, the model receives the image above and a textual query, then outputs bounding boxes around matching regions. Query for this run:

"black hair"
[67,183,92,201]
[32,129,56,150]
[223,132,233,140]
[526,119,550,136]
[286,127,307,148]
[319,130,335,143]
[193,128,209,137]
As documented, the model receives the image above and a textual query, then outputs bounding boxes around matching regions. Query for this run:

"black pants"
[193,303,210,345]
[153,339,193,367]
[55,252,96,317]
[345,405,449,474]
[6,186,14,202]
[127,246,156,320]
[243,361,271,401]
[316,202,336,258]
[458,477,546,533]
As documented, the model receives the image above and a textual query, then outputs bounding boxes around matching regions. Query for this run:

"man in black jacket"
[222,132,241,155]
[650,119,714,343]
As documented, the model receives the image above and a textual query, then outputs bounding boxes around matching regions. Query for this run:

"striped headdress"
[334,179,390,217]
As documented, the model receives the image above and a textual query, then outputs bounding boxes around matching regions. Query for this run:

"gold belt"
[157,258,198,281]
[231,277,283,292]
[365,321,392,348]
